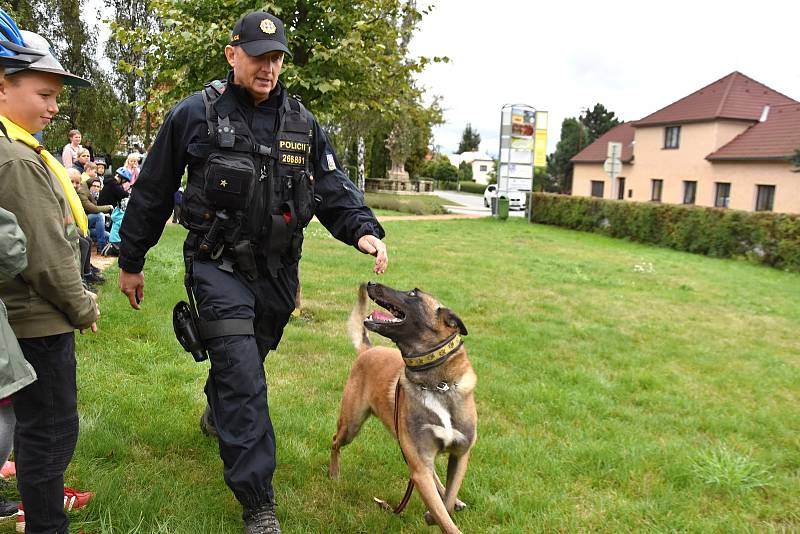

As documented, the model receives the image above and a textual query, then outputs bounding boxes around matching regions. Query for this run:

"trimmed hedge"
[530,193,800,271]
[433,180,487,194]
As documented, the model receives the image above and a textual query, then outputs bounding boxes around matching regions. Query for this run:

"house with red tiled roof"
[571,72,800,213]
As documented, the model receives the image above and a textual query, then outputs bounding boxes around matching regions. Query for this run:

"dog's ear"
[438,307,468,336]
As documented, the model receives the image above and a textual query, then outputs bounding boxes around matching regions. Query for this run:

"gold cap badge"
[260,18,277,35]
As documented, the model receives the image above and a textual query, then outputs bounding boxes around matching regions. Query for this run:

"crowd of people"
[64,136,142,290]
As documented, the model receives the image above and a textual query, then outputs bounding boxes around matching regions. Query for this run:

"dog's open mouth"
[366,299,406,325]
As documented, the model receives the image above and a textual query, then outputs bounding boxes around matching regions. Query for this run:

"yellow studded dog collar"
[403,334,463,371]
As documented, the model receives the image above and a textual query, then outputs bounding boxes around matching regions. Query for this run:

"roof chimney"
[759,105,770,122]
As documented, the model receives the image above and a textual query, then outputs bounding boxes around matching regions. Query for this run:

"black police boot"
[0,496,18,518]
[243,503,281,534]
[199,406,219,438]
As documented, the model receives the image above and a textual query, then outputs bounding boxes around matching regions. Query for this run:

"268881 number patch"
[280,153,305,166]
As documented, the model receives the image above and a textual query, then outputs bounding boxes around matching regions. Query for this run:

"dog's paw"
[423,511,435,525]
[455,499,467,512]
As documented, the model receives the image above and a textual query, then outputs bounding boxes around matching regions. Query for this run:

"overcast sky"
[407,0,800,157]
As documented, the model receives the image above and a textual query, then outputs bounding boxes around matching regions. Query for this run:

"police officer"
[117,11,387,534]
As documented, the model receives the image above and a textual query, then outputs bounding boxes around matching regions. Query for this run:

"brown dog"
[329,282,477,534]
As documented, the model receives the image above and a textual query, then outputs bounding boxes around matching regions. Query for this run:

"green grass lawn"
[8,218,799,533]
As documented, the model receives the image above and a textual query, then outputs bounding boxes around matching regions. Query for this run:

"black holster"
[174,255,208,362]
[173,300,207,362]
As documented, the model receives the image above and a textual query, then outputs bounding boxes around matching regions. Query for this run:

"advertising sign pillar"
[497,104,548,218]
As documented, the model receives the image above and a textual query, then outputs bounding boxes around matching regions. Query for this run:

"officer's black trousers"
[191,259,297,508]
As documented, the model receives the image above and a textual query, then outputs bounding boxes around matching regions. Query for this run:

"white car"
[483,185,526,210]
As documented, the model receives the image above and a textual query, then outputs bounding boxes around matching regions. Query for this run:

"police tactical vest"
[182,80,315,277]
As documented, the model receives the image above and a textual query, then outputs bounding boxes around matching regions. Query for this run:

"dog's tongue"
[370,309,395,322]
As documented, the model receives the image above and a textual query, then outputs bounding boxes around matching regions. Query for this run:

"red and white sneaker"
[0,461,15,478]
[16,487,95,531]
[63,486,94,511]
[15,504,23,533]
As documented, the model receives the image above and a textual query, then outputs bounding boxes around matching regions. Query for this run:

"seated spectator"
[102,197,129,257]
[94,157,107,179]
[98,166,131,209]
[76,175,112,254]
[81,160,97,184]
[67,170,104,287]
[72,148,90,174]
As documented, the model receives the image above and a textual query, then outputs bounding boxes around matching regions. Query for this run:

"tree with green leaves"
[1,0,127,154]
[113,0,441,123]
[457,123,481,154]
[105,0,159,148]
[580,103,621,144]
[792,148,800,171]
[547,117,586,194]
[547,104,623,193]
[112,0,444,183]
[533,166,558,192]
[458,161,473,181]
[419,153,457,183]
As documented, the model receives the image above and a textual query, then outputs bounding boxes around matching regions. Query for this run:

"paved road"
[433,189,526,217]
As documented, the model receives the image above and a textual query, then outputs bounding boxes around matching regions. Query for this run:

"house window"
[651,179,663,202]
[683,181,697,204]
[616,177,625,200]
[755,185,775,211]
[664,126,681,149]
[591,180,604,198]
[714,182,731,208]
[479,165,487,172]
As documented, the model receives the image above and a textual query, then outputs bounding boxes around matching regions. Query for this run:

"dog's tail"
[348,284,372,353]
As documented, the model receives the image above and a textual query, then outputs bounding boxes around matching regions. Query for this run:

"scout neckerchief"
[0,115,88,236]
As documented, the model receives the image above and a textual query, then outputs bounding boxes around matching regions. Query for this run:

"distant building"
[448,151,495,185]
[571,72,800,213]
[470,157,494,185]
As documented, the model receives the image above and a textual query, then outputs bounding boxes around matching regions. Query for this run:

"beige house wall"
[706,161,800,213]
[572,120,800,214]
[626,121,751,204]
[471,159,493,185]
[573,162,633,200]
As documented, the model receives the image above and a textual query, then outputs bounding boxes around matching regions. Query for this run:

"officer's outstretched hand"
[357,235,388,274]
[119,270,145,310]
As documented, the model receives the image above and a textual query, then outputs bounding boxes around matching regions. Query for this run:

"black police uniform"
[118,72,384,508]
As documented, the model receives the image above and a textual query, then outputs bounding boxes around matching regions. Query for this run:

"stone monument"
[385,124,411,183]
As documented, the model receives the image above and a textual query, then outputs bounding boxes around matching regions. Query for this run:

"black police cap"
[229,11,291,58]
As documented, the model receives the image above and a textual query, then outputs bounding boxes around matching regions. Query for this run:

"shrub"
[530,194,800,271]
[364,192,449,215]
[435,180,486,194]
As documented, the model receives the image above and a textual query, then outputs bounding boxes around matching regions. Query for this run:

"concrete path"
[433,189,526,218]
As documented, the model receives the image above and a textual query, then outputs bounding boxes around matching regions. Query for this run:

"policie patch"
[279,140,309,153]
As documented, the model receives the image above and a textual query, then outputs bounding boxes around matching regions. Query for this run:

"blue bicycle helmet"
[115,167,134,182]
[0,8,43,67]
